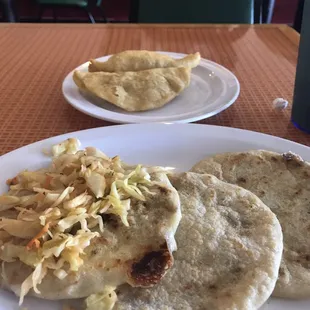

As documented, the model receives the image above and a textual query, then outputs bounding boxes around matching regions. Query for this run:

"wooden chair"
[36,0,107,23]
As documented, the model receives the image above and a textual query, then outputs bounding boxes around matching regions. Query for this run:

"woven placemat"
[0,23,308,155]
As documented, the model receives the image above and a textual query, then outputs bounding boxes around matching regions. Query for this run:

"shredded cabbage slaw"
[0,138,172,307]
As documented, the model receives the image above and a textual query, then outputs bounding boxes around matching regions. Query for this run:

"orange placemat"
[0,23,308,155]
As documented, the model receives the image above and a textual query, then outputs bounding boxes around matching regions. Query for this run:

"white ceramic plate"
[0,124,309,310]
[62,52,240,123]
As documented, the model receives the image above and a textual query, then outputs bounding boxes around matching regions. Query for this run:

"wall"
[15,0,130,21]
[1,0,299,23]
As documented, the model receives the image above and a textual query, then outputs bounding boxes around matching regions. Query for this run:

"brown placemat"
[0,23,308,155]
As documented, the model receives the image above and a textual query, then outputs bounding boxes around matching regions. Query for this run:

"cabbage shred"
[0,138,170,305]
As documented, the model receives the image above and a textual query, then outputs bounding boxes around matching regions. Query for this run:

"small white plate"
[1,124,309,310]
[62,52,240,123]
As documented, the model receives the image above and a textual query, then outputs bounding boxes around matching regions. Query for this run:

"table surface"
[0,23,308,156]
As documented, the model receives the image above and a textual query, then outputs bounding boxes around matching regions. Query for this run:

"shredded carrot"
[6,176,18,186]
[43,175,53,189]
[32,239,40,249]
[26,222,50,250]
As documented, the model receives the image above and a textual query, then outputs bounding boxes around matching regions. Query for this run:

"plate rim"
[0,124,308,161]
[62,51,240,124]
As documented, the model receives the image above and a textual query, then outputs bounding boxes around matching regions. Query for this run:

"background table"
[0,23,308,156]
